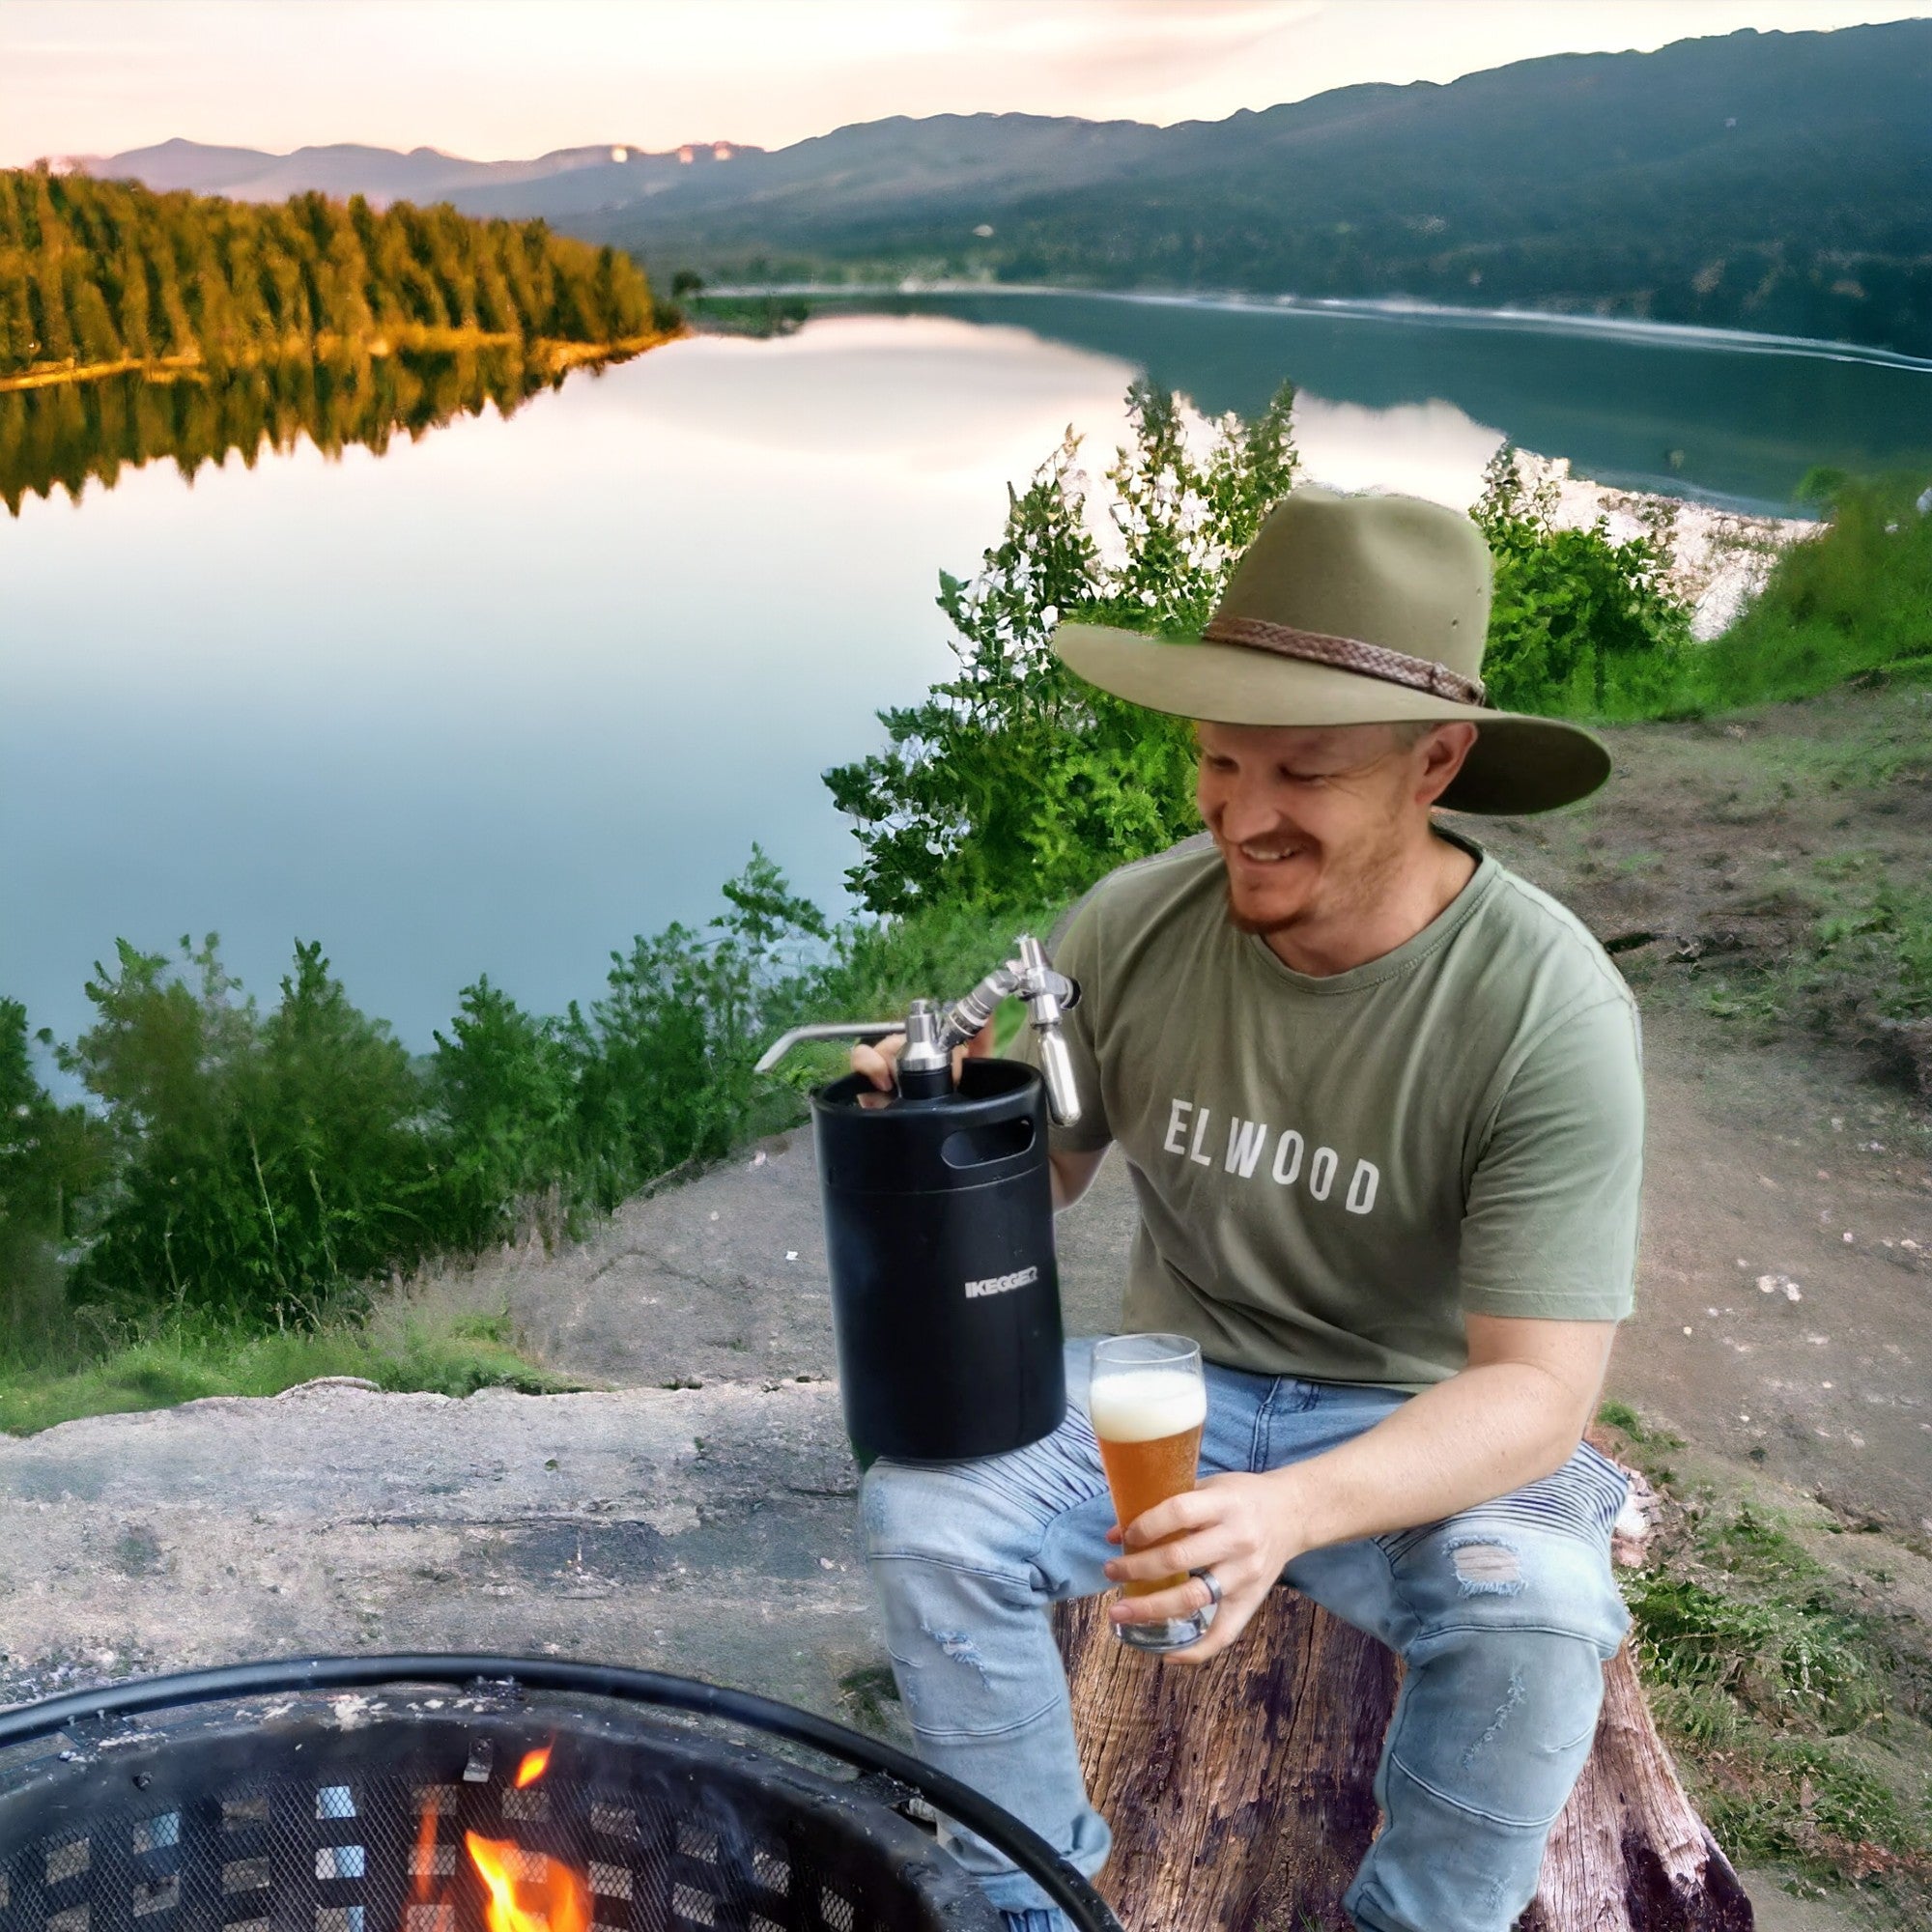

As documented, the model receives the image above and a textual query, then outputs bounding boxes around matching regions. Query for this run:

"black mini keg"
[755,937,1080,1463]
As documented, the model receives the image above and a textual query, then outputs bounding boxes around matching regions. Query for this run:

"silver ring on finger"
[1190,1566,1223,1613]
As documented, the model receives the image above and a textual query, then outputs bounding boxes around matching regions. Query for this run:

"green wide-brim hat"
[1052,485,1609,814]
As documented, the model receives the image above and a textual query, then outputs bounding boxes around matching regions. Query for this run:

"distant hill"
[582,21,1929,358]
[76,20,1932,356]
[72,136,761,211]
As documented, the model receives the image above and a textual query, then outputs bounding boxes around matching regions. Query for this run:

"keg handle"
[752,934,1083,1127]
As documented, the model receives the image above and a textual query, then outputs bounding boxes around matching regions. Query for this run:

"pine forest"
[0,168,665,384]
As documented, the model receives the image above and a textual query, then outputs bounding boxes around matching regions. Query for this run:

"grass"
[1598,1407,1932,1905]
[1695,855,1932,1071]
[1596,1397,1680,1448]
[1565,475,1931,730]
[0,1299,576,1435]
[1673,481,1932,716]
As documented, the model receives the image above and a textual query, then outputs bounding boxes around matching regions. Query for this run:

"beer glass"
[1090,1333,1208,1651]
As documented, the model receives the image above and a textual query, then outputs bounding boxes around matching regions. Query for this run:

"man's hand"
[1102,1470,1303,1664]
[849,1028,1110,1208]
[1101,1315,1617,1664]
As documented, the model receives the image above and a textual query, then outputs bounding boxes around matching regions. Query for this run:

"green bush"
[1472,445,1693,717]
[431,977,580,1248]
[1677,475,1932,710]
[825,382,1295,917]
[9,848,870,1349]
[563,844,827,1208]
[61,937,439,1327]
[0,1000,110,1358]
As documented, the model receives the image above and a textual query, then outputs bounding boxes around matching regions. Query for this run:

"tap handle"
[753,1020,903,1075]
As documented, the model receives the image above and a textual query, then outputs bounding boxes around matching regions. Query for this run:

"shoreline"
[1507,451,1813,642]
[704,281,1932,375]
[0,325,683,397]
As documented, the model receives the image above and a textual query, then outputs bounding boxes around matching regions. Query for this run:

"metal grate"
[0,1690,1003,1932]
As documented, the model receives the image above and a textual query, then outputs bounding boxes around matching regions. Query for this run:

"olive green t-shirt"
[1028,832,1643,1389]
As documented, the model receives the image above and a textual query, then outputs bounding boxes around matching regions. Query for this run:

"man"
[852,487,1642,1932]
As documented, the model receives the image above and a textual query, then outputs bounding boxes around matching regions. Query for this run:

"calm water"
[5,300,1928,1060]
[843,292,1932,513]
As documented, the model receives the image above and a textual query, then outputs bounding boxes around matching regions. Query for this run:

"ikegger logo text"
[964,1265,1039,1299]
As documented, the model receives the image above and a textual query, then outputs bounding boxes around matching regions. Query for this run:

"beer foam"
[1088,1368,1207,1443]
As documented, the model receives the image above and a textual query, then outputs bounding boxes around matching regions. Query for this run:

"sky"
[4,0,1929,168]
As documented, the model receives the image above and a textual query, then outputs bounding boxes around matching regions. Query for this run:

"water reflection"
[5,305,1917,1066]
[2,319,1136,1059]
[0,349,572,517]
[850,293,1932,513]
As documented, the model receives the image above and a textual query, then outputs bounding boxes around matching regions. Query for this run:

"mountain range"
[62,135,761,208]
[68,19,1932,356]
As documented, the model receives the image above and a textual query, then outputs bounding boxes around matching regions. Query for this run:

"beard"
[1217,823,1409,941]
[1223,890,1307,938]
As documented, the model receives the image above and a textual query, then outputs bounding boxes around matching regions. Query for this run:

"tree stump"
[1051,1520,1753,1929]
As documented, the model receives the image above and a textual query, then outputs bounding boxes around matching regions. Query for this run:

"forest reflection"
[1,348,568,516]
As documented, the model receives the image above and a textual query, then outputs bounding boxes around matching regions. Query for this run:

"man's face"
[1195,721,1439,937]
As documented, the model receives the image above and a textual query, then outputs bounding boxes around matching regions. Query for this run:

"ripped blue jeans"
[860,1341,1631,1932]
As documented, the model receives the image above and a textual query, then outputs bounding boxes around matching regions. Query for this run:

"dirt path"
[1607,1011,1930,1539]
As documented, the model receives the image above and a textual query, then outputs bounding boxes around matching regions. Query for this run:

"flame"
[513,1747,552,1789]
[465,1832,589,1932]
[410,1801,440,1901]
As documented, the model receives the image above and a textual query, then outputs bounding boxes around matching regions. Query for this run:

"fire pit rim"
[0,1652,1122,1932]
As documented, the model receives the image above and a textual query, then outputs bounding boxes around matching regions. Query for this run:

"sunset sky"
[5,0,1928,169]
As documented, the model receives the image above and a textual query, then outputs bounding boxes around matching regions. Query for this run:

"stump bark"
[1052,1542,1752,1930]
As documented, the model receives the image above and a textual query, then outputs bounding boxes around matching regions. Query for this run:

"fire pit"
[0,1656,1121,1932]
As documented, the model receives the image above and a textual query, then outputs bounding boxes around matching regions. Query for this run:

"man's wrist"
[1263,1458,1333,1563]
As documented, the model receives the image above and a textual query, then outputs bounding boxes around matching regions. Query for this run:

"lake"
[5,298,1928,1063]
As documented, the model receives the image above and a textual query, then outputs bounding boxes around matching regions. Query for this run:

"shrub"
[825,381,1296,918]
[62,937,437,1326]
[0,999,109,1358]
[563,845,829,1208]
[431,978,579,1248]
[1472,445,1693,717]
[1682,474,1932,709]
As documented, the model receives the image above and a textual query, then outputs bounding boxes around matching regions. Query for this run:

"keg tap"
[754,934,1082,1126]
[752,935,1082,1463]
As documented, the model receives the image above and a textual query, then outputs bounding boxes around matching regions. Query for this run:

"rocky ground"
[3,681,1928,1928]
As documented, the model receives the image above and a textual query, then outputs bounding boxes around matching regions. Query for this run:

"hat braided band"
[1202,614,1489,708]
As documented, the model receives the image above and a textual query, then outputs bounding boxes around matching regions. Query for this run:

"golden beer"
[1089,1360,1207,1602]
